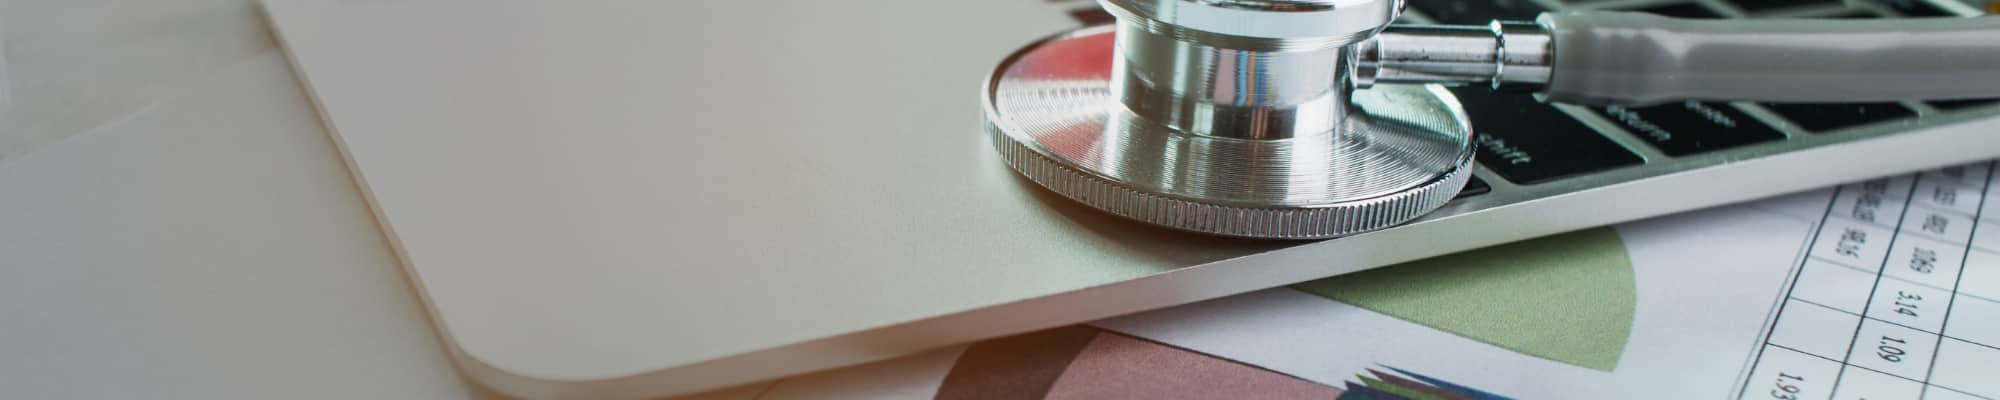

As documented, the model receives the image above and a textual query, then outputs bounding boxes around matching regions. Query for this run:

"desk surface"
[0,1,945,398]
[0,0,479,397]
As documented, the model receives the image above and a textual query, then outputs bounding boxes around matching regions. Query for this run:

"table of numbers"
[1741,161,2000,400]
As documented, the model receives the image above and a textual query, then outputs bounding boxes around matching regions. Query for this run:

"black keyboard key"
[1456,177,1492,199]
[1409,0,1545,24]
[1639,3,1725,18]
[1453,88,1645,184]
[1734,0,1837,12]
[1761,103,1916,132]
[1817,8,1882,18]
[1593,101,1786,156]
[1931,99,2000,111]
[1876,0,1955,16]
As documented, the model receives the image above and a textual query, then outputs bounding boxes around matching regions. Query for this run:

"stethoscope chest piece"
[984,18,1475,239]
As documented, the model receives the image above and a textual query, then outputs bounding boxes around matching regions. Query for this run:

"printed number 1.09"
[1879,336,1908,363]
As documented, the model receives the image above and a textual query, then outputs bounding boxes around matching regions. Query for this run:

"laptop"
[260,0,2000,397]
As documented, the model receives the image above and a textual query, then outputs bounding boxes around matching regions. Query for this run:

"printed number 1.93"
[1771,373,1806,400]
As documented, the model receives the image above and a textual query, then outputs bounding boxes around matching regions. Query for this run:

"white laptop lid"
[263,1,1499,398]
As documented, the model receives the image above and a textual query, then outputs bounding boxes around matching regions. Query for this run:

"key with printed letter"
[1453,88,1645,184]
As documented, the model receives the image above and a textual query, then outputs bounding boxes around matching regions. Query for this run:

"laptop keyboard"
[1761,103,1920,133]
[1401,0,1999,193]
[1637,2,1726,17]
[1727,0,1830,12]
[1595,102,1787,155]
[1456,177,1495,198]
[1454,88,1646,184]
[1934,98,2000,110]
[1418,0,1549,23]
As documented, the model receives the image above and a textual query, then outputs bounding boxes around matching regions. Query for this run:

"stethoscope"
[982,0,2000,239]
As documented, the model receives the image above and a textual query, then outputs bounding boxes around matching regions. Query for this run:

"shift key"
[1453,88,1644,184]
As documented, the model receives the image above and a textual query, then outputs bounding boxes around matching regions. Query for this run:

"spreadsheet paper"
[1743,163,2000,399]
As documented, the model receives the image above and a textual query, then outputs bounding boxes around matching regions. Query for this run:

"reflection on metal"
[983,24,1475,239]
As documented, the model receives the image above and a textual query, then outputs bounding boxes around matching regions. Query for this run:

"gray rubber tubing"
[1539,11,2000,106]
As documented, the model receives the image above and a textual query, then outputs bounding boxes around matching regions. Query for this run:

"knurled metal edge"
[985,120,1475,240]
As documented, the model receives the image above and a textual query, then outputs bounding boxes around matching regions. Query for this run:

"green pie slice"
[1293,227,1637,371]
